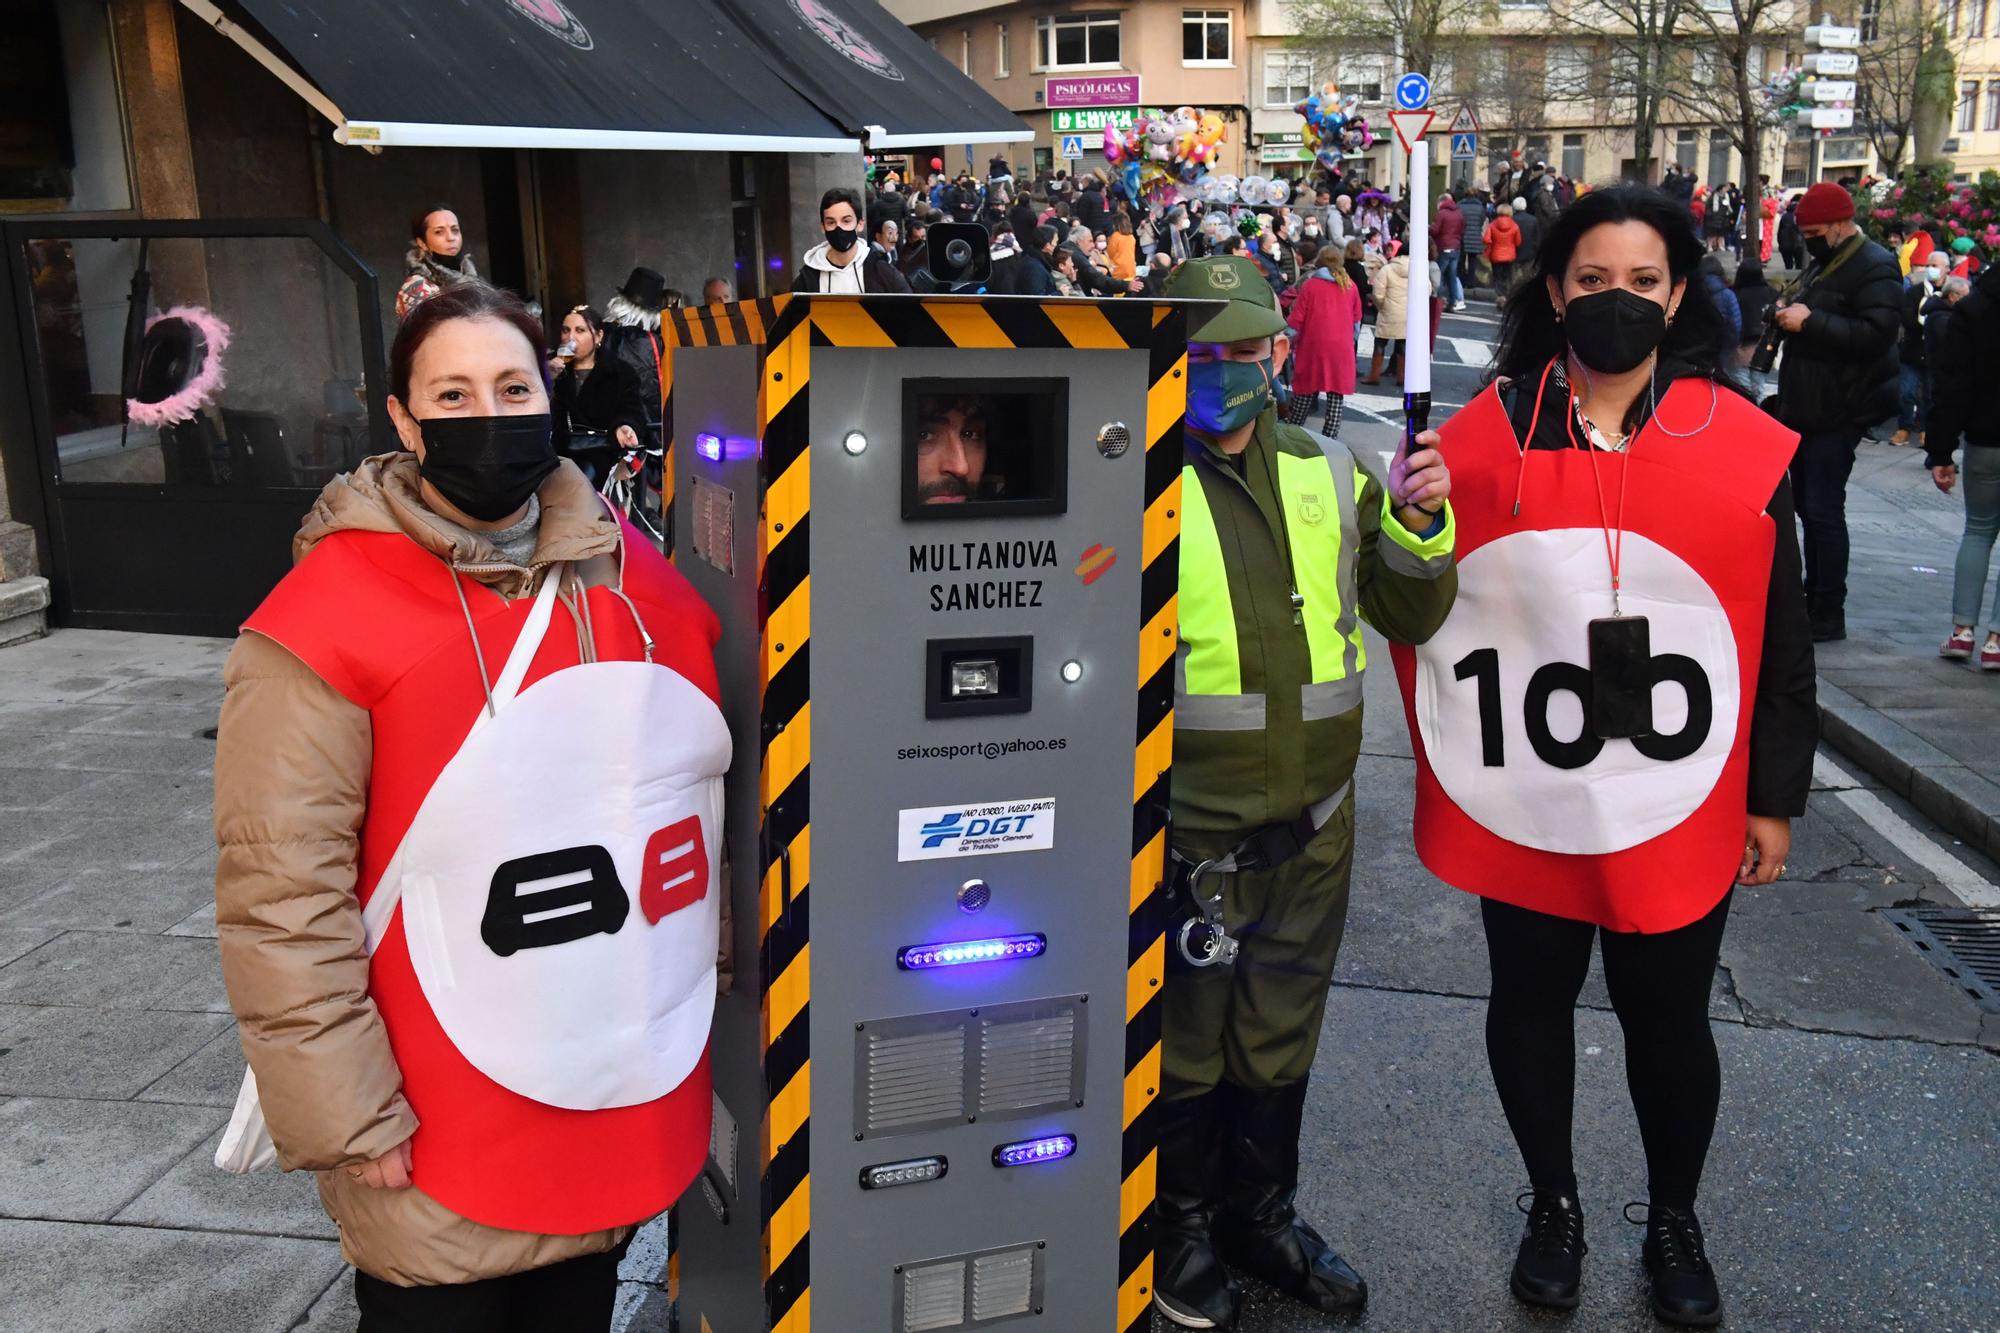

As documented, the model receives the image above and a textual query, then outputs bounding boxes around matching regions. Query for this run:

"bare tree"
[1546,0,1691,183]
[1661,0,1800,190]
[1287,0,1499,82]
[1849,0,1939,168]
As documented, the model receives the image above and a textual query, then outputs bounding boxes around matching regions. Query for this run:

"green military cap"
[1163,256,1288,344]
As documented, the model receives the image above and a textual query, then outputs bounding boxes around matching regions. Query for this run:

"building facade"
[881,1,1258,179]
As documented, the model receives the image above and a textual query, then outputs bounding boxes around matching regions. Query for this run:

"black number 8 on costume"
[1452,647,1713,771]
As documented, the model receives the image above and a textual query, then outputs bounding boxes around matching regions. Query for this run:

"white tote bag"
[214,569,563,1174]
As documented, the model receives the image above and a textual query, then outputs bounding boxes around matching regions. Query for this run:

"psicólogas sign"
[1046,75,1142,108]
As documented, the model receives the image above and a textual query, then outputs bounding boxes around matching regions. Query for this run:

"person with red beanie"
[1769,180,1902,640]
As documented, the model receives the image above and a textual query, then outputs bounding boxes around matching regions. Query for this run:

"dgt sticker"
[898,798,1057,862]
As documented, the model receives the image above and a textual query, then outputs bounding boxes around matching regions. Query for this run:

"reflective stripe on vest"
[1177,450,1366,732]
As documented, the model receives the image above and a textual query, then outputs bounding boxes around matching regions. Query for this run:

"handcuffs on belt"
[1167,802,1329,969]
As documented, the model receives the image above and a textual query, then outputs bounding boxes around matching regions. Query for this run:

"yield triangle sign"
[1388,109,1435,153]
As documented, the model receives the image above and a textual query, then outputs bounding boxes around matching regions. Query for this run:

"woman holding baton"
[1392,186,1815,1326]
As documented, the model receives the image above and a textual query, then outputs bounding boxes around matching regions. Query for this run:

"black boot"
[1636,1203,1724,1327]
[1214,1079,1367,1314]
[1509,1189,1586,1309]
[1153,1090,1241,1329]
[1809,609,1846,642]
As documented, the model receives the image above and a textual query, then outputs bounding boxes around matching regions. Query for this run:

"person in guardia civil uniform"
[1391,186,1815,1327]
[1151,255,1457,1329]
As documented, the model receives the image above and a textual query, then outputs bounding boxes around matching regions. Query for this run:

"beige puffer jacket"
[1372,254,1411,339]
[213,455,656,1285]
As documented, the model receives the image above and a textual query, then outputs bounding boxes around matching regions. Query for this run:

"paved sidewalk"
[1818,441,2000,872]
[0,630,669,1333]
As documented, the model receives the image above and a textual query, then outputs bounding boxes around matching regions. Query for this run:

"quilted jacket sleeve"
[214,630,416,1172]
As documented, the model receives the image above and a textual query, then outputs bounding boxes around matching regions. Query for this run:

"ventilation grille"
[971,1248,1035,1320]
[901,1260,968,1332]
[865,1027,967,1133]
[895,1243,1045,1331]
[855,997,1089,1141]
[979,1012,1077,1115]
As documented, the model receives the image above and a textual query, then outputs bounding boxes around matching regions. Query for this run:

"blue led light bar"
[694,432,723,462]
[992,1134,1077,1168]
[897,933,1047,970]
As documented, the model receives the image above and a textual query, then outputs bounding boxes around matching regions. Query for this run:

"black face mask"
[824,225,859,254]
[1564,287,1669,375]
[429,249,464,272]
[1805,233,1835,264]
[416,413,557,523]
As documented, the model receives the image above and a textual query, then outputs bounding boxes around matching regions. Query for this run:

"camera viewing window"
[901,378,1069,521]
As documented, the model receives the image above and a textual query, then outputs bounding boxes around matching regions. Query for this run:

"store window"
[0,0,134,211]
[1707,129,1732,191]
[1265,51,1314,107]
[1960,80,1980,133]
[1036,14,1120,71]
[1562,133,1586,180]
[1183,10,1232,65]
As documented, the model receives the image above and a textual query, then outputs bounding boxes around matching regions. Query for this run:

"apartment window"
[1700,0,1733,10]
[1036,14,1120,70]
[1859,0,1882,41]
[1674,127,1698,172]
[1264,51,1314,107]
[1610,49,1639,98]
[1692,46,1721,87]
[1545,44,1588,99]
[1707,129,1732,190]
[1988,82,2000,131]
[1431,51,1455,98]
[996,21,1010,77]
[1499,0,1549,8]
[1947,0,1962,37]
[1337,55,1385,103]
[1973,0,1988,38]
[1183,9,1231,65]
[1562,132,1586,179]
[961,29,971,75]
[1960,80,1981,133]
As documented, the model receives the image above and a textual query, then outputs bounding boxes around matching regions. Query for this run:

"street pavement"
[0,308,1996,1331]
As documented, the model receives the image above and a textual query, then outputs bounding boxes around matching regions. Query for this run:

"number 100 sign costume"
[1390,378,1798,932]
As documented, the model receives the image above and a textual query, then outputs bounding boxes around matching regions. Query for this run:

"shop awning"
[180,0,1027,153]
[183,0,856,152]
[715,0,1032,148]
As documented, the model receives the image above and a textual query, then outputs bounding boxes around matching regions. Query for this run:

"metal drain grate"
[1881,908,2000,1013]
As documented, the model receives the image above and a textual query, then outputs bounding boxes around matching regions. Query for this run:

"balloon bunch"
[1104,106,1227,206]
[1295,82,1373,177]
[1195,174,1293,208]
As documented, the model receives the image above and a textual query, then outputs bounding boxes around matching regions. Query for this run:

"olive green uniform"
[1166,409,1456,1097]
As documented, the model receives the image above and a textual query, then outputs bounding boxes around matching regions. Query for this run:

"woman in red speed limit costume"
[214,282,725,1330]
[1392,187,1816,1327]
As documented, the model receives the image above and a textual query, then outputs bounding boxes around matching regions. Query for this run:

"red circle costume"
[1391,379,1798,933]
[244,519,719,1234]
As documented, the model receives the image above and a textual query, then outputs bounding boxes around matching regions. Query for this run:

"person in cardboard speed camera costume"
[214,284,724,1330]
[1153,256,1457,1329]
[1391,188,1815,1328]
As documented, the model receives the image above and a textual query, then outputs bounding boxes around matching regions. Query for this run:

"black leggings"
[354,1241,628,1333]
[1481,892,1732,1209]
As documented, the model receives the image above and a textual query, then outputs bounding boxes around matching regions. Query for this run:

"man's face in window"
[914,402,989,504]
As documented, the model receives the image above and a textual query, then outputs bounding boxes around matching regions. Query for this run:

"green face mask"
[1188,356,1274,433]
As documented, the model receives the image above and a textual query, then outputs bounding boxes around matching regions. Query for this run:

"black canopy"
[193,0,1026,152]
[717,0,1030,148]
[216,0,855,151]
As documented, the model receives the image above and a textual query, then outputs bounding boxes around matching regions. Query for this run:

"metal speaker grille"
[978,1011,1078,1115]
[709,1090,738,1194]
[901,1260,968,1332]
[865,1027,968,1133]
[970,1248,1036,1320]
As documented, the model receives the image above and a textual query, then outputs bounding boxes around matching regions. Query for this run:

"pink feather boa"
[126,305,232,428]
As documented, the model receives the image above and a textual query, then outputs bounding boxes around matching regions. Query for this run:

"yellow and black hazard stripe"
[756,294,813,1333]
[677,293,1182,1332]
[658,300,781,556]
[1121,303,1185,1331]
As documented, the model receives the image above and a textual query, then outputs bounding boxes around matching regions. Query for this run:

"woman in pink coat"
[1282,240,1364,439]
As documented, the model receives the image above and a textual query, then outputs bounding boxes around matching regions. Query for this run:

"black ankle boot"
[1635,1203,1723,1327]
[1509,1189,1586,1309]
[1153,1090,1241,1329]
[1214,1079,1367,1314]
[1809,609,1846,642]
